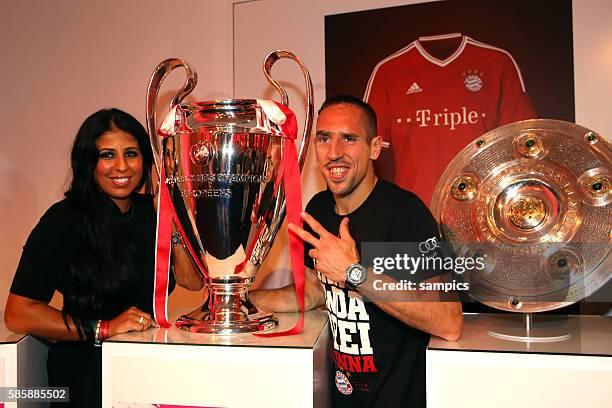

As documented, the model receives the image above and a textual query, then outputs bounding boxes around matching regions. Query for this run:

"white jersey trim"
[415,33,467,67]
[418,32,462,41]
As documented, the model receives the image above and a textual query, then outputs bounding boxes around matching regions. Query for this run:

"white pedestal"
[0,318,49,408]
[427,314,612,408]
[102,310,330,408]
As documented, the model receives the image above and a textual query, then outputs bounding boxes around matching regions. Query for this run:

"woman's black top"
[10,193,175,407]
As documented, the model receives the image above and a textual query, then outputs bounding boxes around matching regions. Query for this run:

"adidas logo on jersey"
[406,82,423,95]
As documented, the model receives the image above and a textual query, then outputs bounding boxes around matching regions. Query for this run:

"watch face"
[347,264,366,286]
[349,268,363,282]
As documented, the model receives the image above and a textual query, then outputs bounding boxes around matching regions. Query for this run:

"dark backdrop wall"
[325,0,574,121]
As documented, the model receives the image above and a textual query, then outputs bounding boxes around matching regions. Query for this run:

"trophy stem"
[176,278,278,334]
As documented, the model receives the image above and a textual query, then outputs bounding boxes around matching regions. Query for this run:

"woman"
[4,108,202,407]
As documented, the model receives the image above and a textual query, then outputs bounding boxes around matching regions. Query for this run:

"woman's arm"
[153,182,204,291]
[170,229,205,291]
[5,293,157,341]
[5,294,81,341]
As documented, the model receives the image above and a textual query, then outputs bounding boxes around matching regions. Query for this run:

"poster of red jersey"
[325,0,574,206]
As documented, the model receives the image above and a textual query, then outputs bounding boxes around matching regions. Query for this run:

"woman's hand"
[107,306,156,337]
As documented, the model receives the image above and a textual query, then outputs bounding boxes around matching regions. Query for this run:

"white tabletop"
[106,309,329,349]
[429,313,612,356]
[0,313,26,344]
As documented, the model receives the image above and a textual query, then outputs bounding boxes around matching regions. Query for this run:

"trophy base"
[176,310,279,335]
[175,278,279,334]
[486,313,572,343]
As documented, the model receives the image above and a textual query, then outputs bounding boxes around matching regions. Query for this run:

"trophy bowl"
[146,51,313,334]
[431,119,611,313]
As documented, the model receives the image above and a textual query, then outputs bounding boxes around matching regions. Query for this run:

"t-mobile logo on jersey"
[395,107,486,131]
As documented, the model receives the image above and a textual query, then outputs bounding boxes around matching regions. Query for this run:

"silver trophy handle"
[146,58,198,173]
[263,50,314,170]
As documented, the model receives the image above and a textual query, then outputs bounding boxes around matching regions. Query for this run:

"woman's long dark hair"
[62,108,153,339]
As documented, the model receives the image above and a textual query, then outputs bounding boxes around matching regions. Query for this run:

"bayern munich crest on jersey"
[464,71,483,92]
[335,370,353,395]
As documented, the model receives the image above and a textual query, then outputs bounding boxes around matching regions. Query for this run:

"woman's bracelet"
[100,320,110,341]
[93,319,111,346]
[94,320,102,346]
[85,319,97,342]
[171,232,186,248]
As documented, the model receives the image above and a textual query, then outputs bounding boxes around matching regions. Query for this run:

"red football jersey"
[364,33,536,205]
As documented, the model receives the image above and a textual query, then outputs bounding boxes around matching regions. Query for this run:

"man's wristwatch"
[345,263,368,291]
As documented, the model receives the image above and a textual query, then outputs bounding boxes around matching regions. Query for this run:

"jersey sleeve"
[498,55,537,125]
[10,204,73,303]
[364,64,391,143]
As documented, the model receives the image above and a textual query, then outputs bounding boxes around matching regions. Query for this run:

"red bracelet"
[99,320,110,341]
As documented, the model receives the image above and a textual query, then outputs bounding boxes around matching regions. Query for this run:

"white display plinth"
[427,314,612,408]
[0,316,49,408]
[102,310,330,408]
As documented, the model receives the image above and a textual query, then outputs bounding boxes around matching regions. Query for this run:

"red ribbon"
[254,102,305,337]
[154,154,209,328]
[153,160,173,327]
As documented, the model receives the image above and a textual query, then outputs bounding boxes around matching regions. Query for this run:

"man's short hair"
[318,94,378,140]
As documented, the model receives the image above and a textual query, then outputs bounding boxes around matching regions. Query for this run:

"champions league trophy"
[431,120,611,341]
[146,50,313,334]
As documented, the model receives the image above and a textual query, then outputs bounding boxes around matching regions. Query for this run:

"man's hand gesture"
[288,212,359,284]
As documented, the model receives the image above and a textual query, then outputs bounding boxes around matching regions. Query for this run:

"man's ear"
[370,135,383,160]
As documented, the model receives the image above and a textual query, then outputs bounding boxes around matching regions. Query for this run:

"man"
[251,95,463,407]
